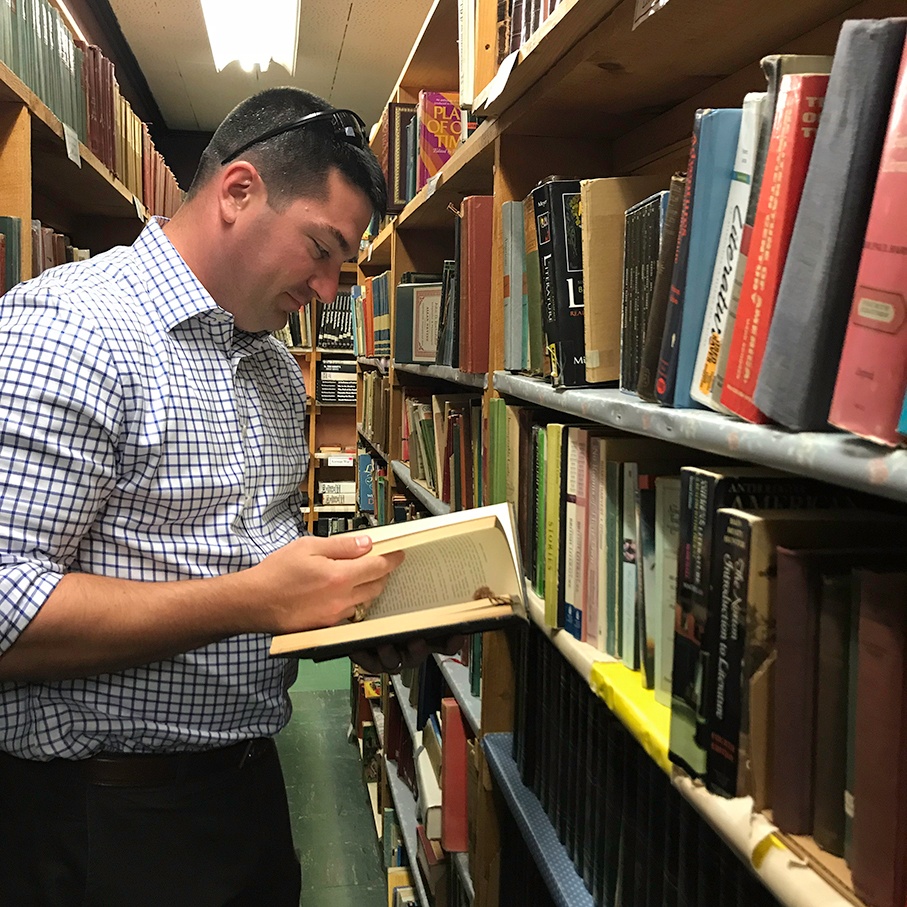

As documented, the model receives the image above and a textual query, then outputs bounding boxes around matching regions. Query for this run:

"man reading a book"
[0,86,455,906]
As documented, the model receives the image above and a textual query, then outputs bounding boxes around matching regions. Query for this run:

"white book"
[690,92,766,411]
[416,744,442,840]
[654,476,681,707]
[457,0,475,109]
[318,481,356,494]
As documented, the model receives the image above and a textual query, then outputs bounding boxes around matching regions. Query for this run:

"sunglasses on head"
[220,108,369,165]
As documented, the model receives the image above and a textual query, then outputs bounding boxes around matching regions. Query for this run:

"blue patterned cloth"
[0,219,308,759]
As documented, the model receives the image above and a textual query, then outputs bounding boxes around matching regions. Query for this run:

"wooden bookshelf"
[351,0,907,905]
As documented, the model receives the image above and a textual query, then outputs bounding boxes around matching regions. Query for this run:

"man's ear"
[218,161,262,224]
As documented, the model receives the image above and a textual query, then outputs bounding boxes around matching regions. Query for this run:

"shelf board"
[482,733,594,907]
[394,361,488,389]
[494,373,907,505]
[434,653,481,738]
[359,218,394,270]
[390,461,450,516]
[385,758,431,907]
[386,0,459,103]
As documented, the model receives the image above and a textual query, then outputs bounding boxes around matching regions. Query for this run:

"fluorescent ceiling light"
[200,0,300,75]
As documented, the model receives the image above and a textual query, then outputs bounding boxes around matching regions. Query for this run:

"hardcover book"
[377,102,418,213]
[393,282,442,364]
[458,195,494,373]
[532,177,588,387]
[754,20,907,431]
[719,74,830,423]
[690,92,765,411]
[269,503,526,661]
[669,107,742,410]
[830,39,907,447]
[417,90,461,190]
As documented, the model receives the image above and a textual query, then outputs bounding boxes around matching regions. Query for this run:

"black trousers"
[0,743,302,906]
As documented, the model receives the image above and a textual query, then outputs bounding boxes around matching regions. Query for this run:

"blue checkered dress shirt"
[0,219,309,759]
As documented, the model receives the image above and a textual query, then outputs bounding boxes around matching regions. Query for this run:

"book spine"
[621,461,639,668]
[704,509,750,798]
[720,74,829,423]
[544,423,564,628]
[655,114,701,405]
[654,476,681,708]
[584,435,603,647]
[830,41,907,447]
[638,174,685,401]
[691,93,765,410]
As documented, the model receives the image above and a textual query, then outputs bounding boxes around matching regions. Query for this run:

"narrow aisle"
[277,660,385,907]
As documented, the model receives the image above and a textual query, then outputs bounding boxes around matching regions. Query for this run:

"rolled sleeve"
[0,289,123,653]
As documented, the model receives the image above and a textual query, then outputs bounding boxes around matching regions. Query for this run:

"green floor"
[276,659,386,907]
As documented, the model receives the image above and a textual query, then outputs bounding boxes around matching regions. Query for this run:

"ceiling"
[104,0,436,134]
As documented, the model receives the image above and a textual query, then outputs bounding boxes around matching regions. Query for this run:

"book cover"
[720,74,830,423]
[754,21,907,431]
[269,503,527,660]
[579,176,667,385]
[637,174,685,402]
[670,107,743,410]
[852,568,907,907]
[417,90,461,190]
[691,92,765,411]
[532,177,588,387]
[394,282,442,364]
[830,39,907,447]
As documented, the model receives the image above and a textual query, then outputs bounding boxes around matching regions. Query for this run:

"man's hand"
[350,634,466,675]
[253,534,404,634]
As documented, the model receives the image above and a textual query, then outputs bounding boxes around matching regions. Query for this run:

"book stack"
[316,358,356,405]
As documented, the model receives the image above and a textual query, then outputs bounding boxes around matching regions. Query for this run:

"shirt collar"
[132,217,273,355]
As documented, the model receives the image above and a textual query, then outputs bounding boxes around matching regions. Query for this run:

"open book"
[270,502,528,661]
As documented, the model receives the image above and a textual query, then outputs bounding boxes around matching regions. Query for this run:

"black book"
[638,174,685,402]
[654,113,701,406]
[531,177,589,387]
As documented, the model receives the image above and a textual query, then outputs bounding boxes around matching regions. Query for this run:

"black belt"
[80,737,275,787]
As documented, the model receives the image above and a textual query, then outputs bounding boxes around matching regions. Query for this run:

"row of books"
[512,621,784,907]
[402,391,483,511]
[372,92,466,215]
[501,19,907,453]
[30,218,90,276]
[504,0,565,57]
[315,297,355,352]
[501,400,907,906]
[273,307,313,351]
[315,358,356,405]
[0,0,180,217]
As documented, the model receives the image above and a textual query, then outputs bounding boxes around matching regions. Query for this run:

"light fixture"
[199,0,300,75]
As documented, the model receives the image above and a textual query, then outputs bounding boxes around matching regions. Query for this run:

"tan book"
[270,503,526,661]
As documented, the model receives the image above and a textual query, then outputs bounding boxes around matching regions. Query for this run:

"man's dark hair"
[188,87,386,218]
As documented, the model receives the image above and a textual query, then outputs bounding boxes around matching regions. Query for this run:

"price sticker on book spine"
[62,124,81,168]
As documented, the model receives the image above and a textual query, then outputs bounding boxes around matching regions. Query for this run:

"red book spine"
[720,73,829,423]
[829,43,907,447]
[460,195,493,373]
[440,697,469,852]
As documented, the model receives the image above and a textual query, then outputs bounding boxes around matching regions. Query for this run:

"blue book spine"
[672,107,742,409]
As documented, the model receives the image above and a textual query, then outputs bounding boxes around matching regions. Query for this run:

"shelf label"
[425,174,441,199]
[133,196,145,222]
[327,455,355,467]
[62,124,81,168]
[633,0,672,29]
